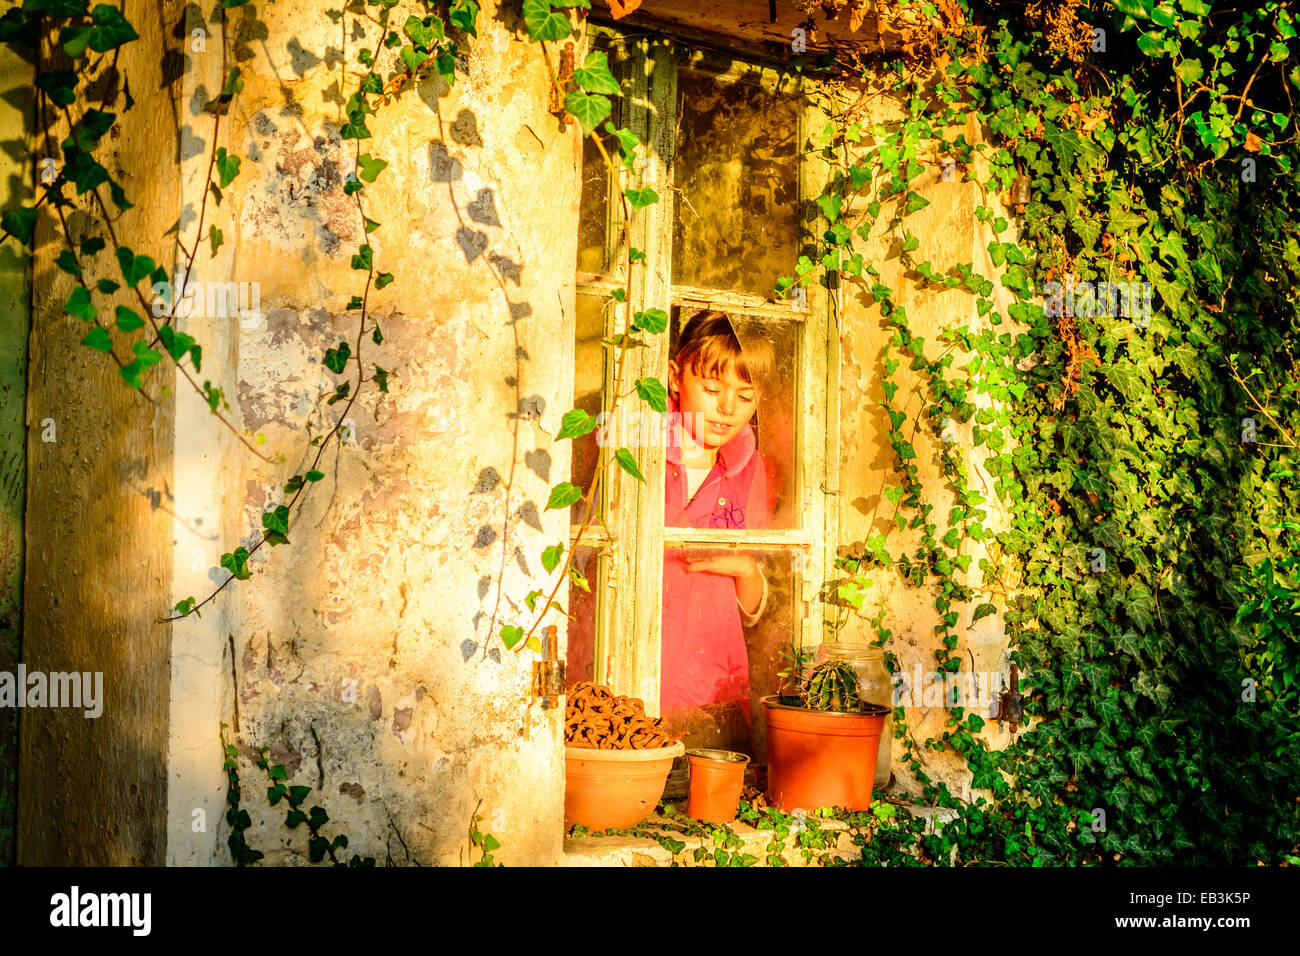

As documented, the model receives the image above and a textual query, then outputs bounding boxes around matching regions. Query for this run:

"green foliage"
[470,812,502,866]
[798,0,1300,866]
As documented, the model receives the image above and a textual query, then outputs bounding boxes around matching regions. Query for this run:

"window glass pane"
[659,547,800,762]
[572,294,608,524]
[577,43,626,276]
[565,544,603,690]
[667,307,800,530]
[672,70,800,298]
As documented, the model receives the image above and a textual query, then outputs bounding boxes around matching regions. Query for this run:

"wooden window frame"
[573,21,839,716]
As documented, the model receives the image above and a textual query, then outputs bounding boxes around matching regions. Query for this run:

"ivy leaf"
[500,625,524,649]
[522,0,571,41]
[208,225,223,255]
[402,14,442,50]
[546,482,583,511]
[603,123,639,166]
[55,249,81,277]
[220,547,252,580]
[635,377,667,412]
[1125,583,1156,631]
[1,207,37,247]
[816,192,843,223]
[324,340,351,373]
[117,340,161,388]
[449,0,479,35]
[65,286,97,322]
[351,244,373,271]
[202,381,225,413]
[357,153,387,183]
[214,148,241,188]
[372,366,389,393]
[556,408,597,440]
[1108,208,1145,234]
[905,191,930,213]
[573,50,621,94]
[625,187,658,209]
[87,2,139,50]
[156,325,196,362]
[62,148,108,194]
[400,45,428,72]
[341,110,371,140]
[262,504,290,536]
[203,67,243,114]
[115,247,155,287]
[114,305,144,332]
[632,308,668,334]
[80,325,113,352]
[564,90,611,135]
[58,24,93,58]
[1135,29,1166,56]
[971,602,998,624]
[540,542,566,576]
[306,469,325,482]
[614,448,644,483]
[374,272,394,289]
[61,109,115,153]
[35,69,78,106]
[220,66,244,97]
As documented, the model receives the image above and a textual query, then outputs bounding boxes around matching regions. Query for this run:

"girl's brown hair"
[672,309,774,396]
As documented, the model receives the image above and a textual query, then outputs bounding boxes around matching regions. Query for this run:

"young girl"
[660,310,776,744]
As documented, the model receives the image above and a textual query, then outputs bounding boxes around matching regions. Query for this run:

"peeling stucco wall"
[164,0,580,866]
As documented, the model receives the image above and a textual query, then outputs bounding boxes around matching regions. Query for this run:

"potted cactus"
[761,656,890,812]
[776,640,815,705]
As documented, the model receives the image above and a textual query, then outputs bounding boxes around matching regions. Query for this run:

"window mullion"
[799,89,836,656]
[603,36,676,714]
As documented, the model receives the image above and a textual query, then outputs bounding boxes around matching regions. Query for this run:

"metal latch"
[532,625,566,709]
[993,662,1025,734]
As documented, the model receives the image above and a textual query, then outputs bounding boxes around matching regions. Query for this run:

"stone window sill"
[562,799,958,867]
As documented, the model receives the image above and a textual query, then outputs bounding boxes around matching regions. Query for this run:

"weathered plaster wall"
[18,2,181,865]
[0,40,34,865]
[832,83,1022,799]
[165,0,580,865]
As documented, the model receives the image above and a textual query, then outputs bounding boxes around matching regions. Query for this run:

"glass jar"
[817,642,892,789]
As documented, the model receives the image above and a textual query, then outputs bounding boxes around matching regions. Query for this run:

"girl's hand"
[681,552,759,580]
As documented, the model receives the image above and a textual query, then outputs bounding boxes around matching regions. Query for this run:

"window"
[568,25,836,759]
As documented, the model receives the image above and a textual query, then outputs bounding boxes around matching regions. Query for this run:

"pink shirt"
[660,391,773,713]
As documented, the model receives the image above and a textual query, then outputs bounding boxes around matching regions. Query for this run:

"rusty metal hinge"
[993,661,1025,734]
[532,625,566,709]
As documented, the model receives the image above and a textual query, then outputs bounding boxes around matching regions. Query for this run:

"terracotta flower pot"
[761,696,891,812]
[564,741,686,831]
[686,748,749,825]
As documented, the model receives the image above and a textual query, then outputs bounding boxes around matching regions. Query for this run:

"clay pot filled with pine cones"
[563,681,685,831]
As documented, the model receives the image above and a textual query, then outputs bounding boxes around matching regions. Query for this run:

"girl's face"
[669,357,759,449]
